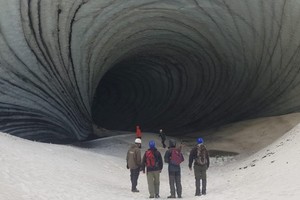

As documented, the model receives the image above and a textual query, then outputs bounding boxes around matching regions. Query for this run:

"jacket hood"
[130,144,139,149]
[148,147,157,151]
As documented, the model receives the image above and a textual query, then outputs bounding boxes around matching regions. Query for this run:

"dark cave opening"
[91,45,238,135]
[91,51,192,133]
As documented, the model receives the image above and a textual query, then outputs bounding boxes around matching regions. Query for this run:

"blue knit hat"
[197,138,204,144]
[149,140,155,149]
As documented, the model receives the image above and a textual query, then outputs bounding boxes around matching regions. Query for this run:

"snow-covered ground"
[1,124,300,200]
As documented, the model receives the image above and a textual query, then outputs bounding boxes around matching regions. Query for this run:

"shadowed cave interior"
[92,40,264,135]
[87,1,300,139]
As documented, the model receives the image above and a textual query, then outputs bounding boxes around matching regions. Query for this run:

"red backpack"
[170,148,184,165]
[146,150,156,167]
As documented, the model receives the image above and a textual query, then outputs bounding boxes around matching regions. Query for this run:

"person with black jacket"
[158,129,166,148]
[164,139,184,198]
[142,140,163,198]
[188,138,210,196]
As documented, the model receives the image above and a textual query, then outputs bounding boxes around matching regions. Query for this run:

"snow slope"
[1,124,300,200]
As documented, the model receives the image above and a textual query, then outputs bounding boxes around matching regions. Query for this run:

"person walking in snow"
[126,138,142,192]
[188,138,210,196]
[164,139,184,198]
[141,140,163,198]
[158,129,166,148]
[136,125,142,139]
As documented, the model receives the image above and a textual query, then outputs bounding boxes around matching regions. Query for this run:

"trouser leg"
[153,171,160,195]
[194,165,201,195]
[195,178,201,195]
[175,171,182,197]
[201,168,207,194]
[202,178,207,194]
[130,168,140,190]
[162,140,166,148]
[168,171,176,196]
[147,172,155,197]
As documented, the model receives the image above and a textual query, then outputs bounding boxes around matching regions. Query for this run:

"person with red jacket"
[136,125,142,138]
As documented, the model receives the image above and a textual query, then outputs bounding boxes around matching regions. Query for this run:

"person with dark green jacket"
[141,140,163,198]
[126,138,142,192]
[188,138,210,196]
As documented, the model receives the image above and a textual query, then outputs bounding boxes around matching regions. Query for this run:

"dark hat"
[168,139,176,148]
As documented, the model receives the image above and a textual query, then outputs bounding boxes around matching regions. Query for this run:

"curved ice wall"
[1,0,300,142]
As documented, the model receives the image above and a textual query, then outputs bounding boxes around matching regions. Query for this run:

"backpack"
[146,150,156,167]
[195,146,207,165]
[170,148,184,165]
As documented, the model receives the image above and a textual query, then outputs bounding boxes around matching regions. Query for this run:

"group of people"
[126,128,209,199]
[135,126,167,149]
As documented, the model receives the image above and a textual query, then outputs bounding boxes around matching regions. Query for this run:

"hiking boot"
[149,196,154,198]
[167,195,176,198]
[202,192,206,195]
[131,188,139,192]
[155,194,160,198]
[178,195,182,198]
[195,193,201,196]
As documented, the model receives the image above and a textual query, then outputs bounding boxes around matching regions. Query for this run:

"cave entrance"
[91,54,176,133]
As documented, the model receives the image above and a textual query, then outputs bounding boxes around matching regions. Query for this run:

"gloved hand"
[126,164,129,169]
